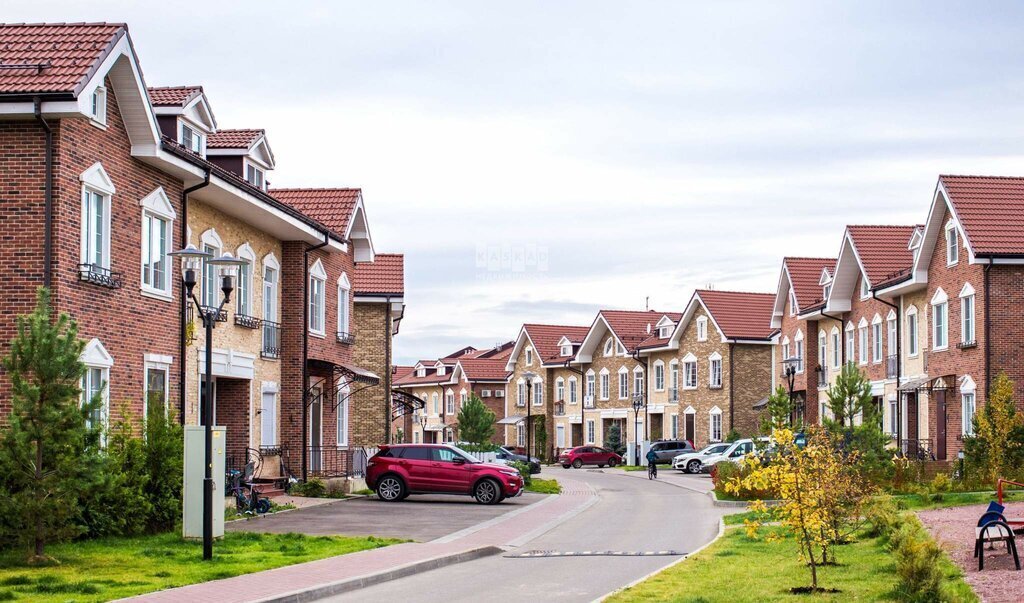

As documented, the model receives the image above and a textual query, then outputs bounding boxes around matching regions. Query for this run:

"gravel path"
[918,502,1024,602]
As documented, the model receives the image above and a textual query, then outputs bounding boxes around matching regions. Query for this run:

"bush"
[864,495,901,539]
[291,478,326,498]
[509,461,533,486]
[893,521,944,602]
[713,462,772,500]
[929,473,951,494]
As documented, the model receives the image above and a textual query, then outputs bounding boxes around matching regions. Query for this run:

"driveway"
[227,492,545,541]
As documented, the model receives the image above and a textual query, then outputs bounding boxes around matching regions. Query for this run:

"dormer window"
[823,283,831,300]
[416,367,426,378]
[90,87,107,125]
[181,123,204,155]
[560,344,572,357]
[246,163,266,190]
[659,326,670,338]
[437,366,446,376]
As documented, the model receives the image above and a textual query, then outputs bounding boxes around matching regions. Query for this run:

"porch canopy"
[498,415,527,425]
[898,375,956,392]
[392,390,426,421]
[422,424,447,432]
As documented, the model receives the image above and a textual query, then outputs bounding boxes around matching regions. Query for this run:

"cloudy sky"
[15,1,1024,364]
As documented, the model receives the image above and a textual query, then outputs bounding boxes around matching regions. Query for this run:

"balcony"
[554,401,565,416]
[200,305,227,322]
[78,263,123,289]
[668,388,679,402]
[235,313,261,329]
[336,331,356,345]
[957,340,978,350]
[817,368,828,388]
[261,320,281,359]
[886,355,898,379]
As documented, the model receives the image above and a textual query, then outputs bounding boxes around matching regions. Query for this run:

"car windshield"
[701,444,729,455]
[445,445,481,463]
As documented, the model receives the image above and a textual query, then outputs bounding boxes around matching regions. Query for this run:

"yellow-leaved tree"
[726,426,874,593]
[969,373,1023,485]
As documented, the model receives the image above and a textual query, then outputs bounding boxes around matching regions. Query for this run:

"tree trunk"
[33,434,44,559]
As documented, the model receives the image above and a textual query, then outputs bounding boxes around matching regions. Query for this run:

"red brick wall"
[217,377,251,461]
[990,265,1024,397]
[0,81,183,427]
[471,382,506,443]
[845,274,894,384]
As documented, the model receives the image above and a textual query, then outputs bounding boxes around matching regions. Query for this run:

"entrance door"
[684,413,695,444]
[934,390,947,460]
[310,386,323,472]
[651,414,664,440]
[260,390,277,447]
[571,424,583,446]
[556,425,566,450]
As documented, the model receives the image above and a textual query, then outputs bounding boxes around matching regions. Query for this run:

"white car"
[672,443,731,474]
[700,437,770,473]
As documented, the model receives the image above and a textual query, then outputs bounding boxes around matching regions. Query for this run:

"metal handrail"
[998,478,1024,506]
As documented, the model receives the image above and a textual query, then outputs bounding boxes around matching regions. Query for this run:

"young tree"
[604,423,625,455]
[825,362,874,427]
[0,288,104,562]
[761,384,793,434]
[965,373,1024,485]
[455,395,495,449]
[534,421,548,461]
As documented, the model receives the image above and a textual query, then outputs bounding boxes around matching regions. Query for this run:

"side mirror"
[452,457,466,465]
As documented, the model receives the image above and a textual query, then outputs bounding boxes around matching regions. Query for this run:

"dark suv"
[647,440,696,464]
[366,444,524,504]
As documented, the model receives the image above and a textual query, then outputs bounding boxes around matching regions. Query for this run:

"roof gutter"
[33,97,54,289]
[178,169,211,425]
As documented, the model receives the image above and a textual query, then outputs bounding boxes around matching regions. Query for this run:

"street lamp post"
[169,244,246,561]
[632,394,644,466]
[782,356,800,427]
[523,371,536,459]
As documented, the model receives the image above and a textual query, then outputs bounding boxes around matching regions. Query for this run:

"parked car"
[700,438,770,473]
[647,440,696,465]
[672,442,731,473]
[366,444,524,504]
[495,446,542,474]
[558,446,623,469]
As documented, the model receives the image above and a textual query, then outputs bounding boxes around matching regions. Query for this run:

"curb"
[225,495,364,525]
[706,490,782,508]
[594,518,727,602]
[251,545,503,603]
[613,467,715,497]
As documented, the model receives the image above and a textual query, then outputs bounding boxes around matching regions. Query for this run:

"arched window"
[653,360,665,392]
[337,272,351,336]
[235,243,256,316]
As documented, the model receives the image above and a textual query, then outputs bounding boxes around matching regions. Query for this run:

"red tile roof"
[847,225,917,286]
[601,310,677,352]
[208,128,263,149]
[393,366,414,381]
[940,175,1024,256]
[148,85,202,106]
[636,312,685,349]
[0,23,124,95]
[457,358,510,382]
[784,257,835,311]
[352,254,403,296]
[271,188,361,236]
[393,371,450,387]
[523,324,590,365]
[696,290,776,340]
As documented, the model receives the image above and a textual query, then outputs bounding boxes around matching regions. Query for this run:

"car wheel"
[597,464,605,468]
[571,459,583,469]
[687,460,701,474]
[607,458,617,468]
[561,464,571,469]
[376,475,406,502]
[474,479,501,504]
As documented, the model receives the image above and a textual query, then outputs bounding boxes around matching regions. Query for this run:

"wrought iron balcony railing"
[200,305,228,322]
[261,320,281,359]
[669,388,679,402]
[817,368,828,388]
[78,263,123,289]
[554,402,565,416]
[336,331,356,345]
[235,313,261,329]
[886,355,898,379]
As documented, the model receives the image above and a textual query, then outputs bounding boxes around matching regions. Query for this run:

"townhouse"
[771,257,837,424]
[875,175,1024,461]
[0,23,404,484]
[634,312,684,442]
[504,324,590,457]
[643,291,775,448]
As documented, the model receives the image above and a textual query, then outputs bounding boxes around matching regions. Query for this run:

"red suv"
[366,444,524,504]
[558,446,623,469]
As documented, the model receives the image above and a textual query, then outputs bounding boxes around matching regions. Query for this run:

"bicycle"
[228,458,272,515]
[648,461,658,480]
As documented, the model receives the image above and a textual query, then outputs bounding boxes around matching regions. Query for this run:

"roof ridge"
[695,289,774,297]
[214,127,264,133]
[523,323,589,329]
[941,173,1024,180]
[785,256,836,261]
[847,224,917,229]
[270,187,362,192]
[0,21,127,27]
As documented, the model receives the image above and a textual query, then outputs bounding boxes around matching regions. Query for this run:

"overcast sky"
[15,1,1024,364]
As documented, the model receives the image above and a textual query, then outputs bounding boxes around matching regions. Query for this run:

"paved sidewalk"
[125,477,596,603]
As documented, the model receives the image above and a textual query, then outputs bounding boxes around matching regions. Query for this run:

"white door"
[556,425,566,449]
[260,391,277,447]
[310,386,323,472]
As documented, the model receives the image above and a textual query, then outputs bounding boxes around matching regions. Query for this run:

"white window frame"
[603,338,614,357]
[961,376,977,436]
[860,277,870,300]
[709,407,723,443]
[696,316,708,342]
[517,379,526,407]
[235,243,256,317]
[143,353,172,420]
[682,353,698,389]
[525,346,534,366]
[887,312,897,359]
[781,337,790,364]
[260,383,279,447]
[556,377,565,402]
[139,187,175,299]
[460,389,467,407]
[599,369,610,400]
[831,327,841,369]
[931,288,949,351]
[446,389,455,414]
[586,419,595,444]
[263,253,280,323]
[336,381,350,447]
[670,413,679,439]
[431,392,439,415]
[90,86,107,126]
[308,259,327,336]
[532,377,543,406]
[618,367,629,400]
[561,344,572,356]
[200,229,223,308]
[960,283,976,345]
[337,272,351,335]
[794,329,804,373]
[81,338,113,440]
[946,220,959,266]
[633,366,644,397]
[568,377,578,404]
[845,322,855,363]
[653,360,665,392]
[80,162,115,272]
[180,120,205,155]
[244,159,266,191]
[906,306,919,357]
[709,353,723,389]
[872,314,883,364]
[858,319,869,365]
[586,370,596,400]
[789,290,797,316]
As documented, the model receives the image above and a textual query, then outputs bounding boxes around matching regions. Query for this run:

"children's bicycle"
[228,459,272,515]
[648,462,658,480]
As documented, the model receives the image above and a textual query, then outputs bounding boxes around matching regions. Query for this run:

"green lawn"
[608,526,975,603]
[0,531,400,602]
[526,478,562,494]
[894,489,1024,511]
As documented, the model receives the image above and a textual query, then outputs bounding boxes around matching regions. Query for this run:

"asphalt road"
[321,466,728,603]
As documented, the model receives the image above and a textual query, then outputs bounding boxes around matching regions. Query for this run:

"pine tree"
[825,362,874,427]
[605,423,625,455]
[0,288,104,562]
[761,384,794,434]
[455,395,495,449]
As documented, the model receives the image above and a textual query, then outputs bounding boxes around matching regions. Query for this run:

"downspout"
[728,343,735,432]
[302,232,330,481]
[33,98,54,288]
[873,292,901,450]
[384,295,393,444]
[178,169,210,425]
[631,349,649,442]
[563,358,585,448]
[822,311,846,364]
[983,262,992,400]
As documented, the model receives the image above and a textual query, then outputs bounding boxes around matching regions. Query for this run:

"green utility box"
[183,425,226,540]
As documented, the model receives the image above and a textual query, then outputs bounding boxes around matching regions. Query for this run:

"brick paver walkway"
[124,477,596,603]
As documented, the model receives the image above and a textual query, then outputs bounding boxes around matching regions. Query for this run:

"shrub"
[510,461,533,486]
[929,473,951,494]
[713,462,772,500]
[864,495,901,539]
[291,478,326,498]
[893,521,943,602]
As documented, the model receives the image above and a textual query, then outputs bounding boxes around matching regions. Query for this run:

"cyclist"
[646,447,658,479]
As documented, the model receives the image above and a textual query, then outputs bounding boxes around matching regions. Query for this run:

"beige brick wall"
[505,346,551,455]
[350,302,391,446]
[675,308,731,448]
[732,344,774,436]
[184,201,282,449]
[645,348,682,440]
[582,338,642,449]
